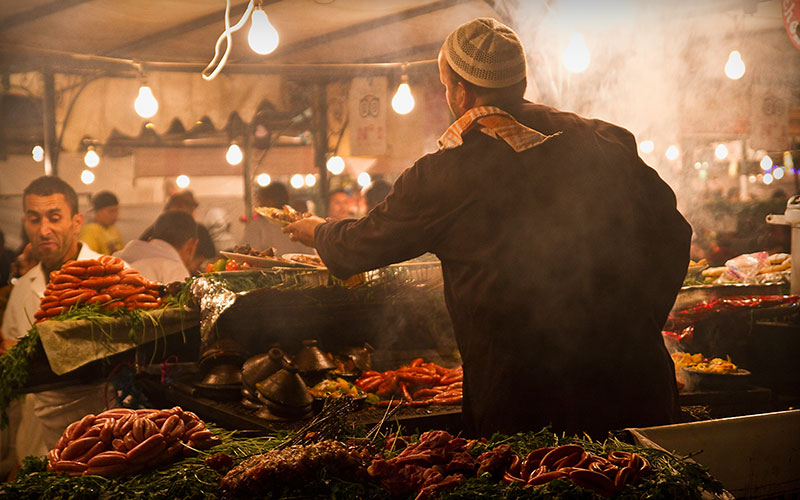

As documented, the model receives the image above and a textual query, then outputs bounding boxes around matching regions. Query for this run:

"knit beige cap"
[443,18,526,89]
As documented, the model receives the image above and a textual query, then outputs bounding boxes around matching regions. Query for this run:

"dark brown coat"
[316,101,692,437]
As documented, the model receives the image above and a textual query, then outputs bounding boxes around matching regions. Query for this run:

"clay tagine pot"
[201,363,243,386]
[241,347,289,394]
[255,365,312,417]
[291,339,336,385]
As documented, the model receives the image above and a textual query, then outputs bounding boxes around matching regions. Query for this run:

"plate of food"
[681,356,751,390]
[220,251,309,269]
[282,253,325,268]
[254,204,309,227]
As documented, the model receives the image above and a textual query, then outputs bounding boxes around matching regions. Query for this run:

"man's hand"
[283,216,325,248]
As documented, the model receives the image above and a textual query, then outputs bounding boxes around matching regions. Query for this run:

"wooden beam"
[358,42,443,64]
[272,0,470,58]
[102,0,281,58]
[0,0,93,32]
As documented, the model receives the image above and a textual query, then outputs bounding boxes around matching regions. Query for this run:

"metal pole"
[313,83,329,217]
[242,133,252,218]
[42,71,58,176]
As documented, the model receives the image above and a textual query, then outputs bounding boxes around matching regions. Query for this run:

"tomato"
[241,262,251,269]
[225,259,240,271]
[205,263,214,273]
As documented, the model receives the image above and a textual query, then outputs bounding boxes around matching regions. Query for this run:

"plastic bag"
[722,251,768,283]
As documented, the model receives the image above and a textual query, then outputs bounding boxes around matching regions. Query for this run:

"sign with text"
[349,76,387,156]
[784,0,800,52]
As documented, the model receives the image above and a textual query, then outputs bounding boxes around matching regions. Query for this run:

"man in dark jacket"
[285,18,691,438]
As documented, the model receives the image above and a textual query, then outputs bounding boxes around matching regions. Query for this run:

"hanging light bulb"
[724,50,745,80]
[176,175,190,188]
[760,155,773,171]
[305,174,317,187]
[134,85,159,118]
[773,167,785,180]
[32,145,44,162]
[84,146,100,168]
[357,172,371,188]
[290,174,304,189]
[715,144,729,160]
[392,76,415,115]
[226,143,243,165]
[326,155,345,175]
[81,169,95,185]
[248,4,279,55]
[638,140,654,154]
[665,145,680,161]
[256,173,271,186]
[562,33,590,73]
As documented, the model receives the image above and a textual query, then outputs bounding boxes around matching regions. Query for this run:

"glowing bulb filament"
[32,145,44,162]
[392,82,415,115]
[226,143,243,165]
[724,51,745,80]
[134,85,159,118]
[248,8,279,55]
[84,147,100,168]
[562,33,590,73]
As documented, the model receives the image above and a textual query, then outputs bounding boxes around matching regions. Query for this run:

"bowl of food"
[682,356,751,390]
[308,377,367,413]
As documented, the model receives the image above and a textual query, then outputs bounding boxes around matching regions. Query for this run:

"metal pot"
[241,347,289,393]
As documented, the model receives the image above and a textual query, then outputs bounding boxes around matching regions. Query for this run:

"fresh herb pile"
[0,328,40,428]
[1,424,723,500]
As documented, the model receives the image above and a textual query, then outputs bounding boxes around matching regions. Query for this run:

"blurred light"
[256,173,271,186]
[134,85,159,118]
[694,162,702,170]
[699,169,708,181]
[665,145,680,161]
[639,140,654,154]
[748,175,756,183]
[226,143,243,165]
[724,50,745,80]
[562,33,590,73]
[81,169,95,185]
[290,174,304,189]
[357,172,371,188]
[176,175,190,188]
[305,174,316,187]
[84,146,100,168]
[728,160,738,177]
[715,144,728,160]
[32,145,44,162]
[760,155,773,171]
[784,151,794,170]
[763,173,774,184]
[326,155,345,175]
[392,82,415,115]
[248,7,279,55]
[773,167,785,179]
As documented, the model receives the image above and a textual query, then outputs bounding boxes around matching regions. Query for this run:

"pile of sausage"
[497,443,652,497]
[33,256,163,322]
[354,358,462,407]
[47,407,220,477]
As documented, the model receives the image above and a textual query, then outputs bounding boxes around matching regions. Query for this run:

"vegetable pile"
[34,257,163,322]
[309,378,365,399]
[355,358,463,407]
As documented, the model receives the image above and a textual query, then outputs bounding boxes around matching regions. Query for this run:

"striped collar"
[437,106,560,153]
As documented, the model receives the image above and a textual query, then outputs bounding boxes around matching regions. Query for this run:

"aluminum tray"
[671,283,782,313]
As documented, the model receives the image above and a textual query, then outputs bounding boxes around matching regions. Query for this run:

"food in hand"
[33,257,164,322]
[47,407,220,477]
[255,204,309,227]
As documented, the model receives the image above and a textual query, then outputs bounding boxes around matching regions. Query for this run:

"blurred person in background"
[115,210,196,284]
[204,208,236,252]
[241,183,308,253]
[327,189,350,220]
[79,191,123,255]
[1,176,113,477]
[285,18,691,438]
[362,179,392,213]
[140,191,215,271]
[0,230,14,286]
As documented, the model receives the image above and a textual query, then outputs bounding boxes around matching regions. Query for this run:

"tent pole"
[313,83,329,217]
[42,70,58,176]
[243,133,252,219]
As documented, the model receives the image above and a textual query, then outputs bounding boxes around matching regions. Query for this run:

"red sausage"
[87,294,113,304]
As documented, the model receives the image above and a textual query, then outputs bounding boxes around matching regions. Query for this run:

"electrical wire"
[202,0,255,81]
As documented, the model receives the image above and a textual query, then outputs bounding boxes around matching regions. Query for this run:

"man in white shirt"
[115,210,197,284]
[1,176,116,474]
